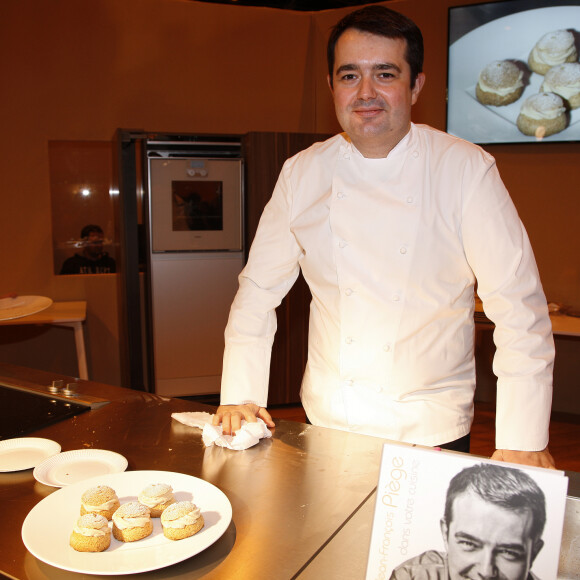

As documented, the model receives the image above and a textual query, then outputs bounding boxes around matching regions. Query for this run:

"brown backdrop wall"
[0,0,577,409]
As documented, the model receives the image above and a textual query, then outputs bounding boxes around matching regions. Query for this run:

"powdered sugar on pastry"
[517,92,567,137]
[70,513,111,552]
[541,62,580,107]
[161,501,202,529]
[529,30,578,74]
[80,485,120,519]
[478,60,524,96]
[519,92,566,120]
[112,502,151,530]
[73,514,109,537]
[138,483,175,507]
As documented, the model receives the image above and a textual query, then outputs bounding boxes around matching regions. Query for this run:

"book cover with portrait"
[365,443,568,580]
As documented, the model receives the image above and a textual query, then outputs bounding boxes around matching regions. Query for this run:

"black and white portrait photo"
[365,444,568,580]
[389,463,547,580]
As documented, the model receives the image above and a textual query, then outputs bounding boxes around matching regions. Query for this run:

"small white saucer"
[0,438,61,472]
[33,449,128,487]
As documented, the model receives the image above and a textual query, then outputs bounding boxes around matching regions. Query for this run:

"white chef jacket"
[221,123,554,449]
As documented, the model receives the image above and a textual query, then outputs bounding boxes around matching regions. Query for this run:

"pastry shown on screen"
[80,485,120,520]
[541,62,580,109]
[138,483,176,517]
[528,29,578,75]
[112,502,153,542]
[70,513,111,552]
[475,60,525,106]
[516,92,567,137]
[160,501,204,540]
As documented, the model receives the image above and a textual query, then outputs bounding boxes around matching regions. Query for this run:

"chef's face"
[328,28,424,159]
[441,491,542,580]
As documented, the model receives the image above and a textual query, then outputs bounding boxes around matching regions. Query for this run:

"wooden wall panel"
[243,132,330,405]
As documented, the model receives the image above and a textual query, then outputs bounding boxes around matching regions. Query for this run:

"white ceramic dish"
[22,470,232,575]
[0,295,53,321]
[447,6,580,144]
[33,449,128,487]
[0,437,61,472]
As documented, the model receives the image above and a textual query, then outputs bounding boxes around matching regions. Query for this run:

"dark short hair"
[444,463,546,542]
[327,5,424,88]
[80,224,103,239]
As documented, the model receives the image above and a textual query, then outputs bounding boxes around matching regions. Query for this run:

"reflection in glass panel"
[172,181,224,232]
[49,141,117,275]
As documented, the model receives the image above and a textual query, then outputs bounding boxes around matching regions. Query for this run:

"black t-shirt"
[59,253,116,275]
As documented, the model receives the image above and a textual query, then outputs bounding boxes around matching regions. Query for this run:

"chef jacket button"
[337,191,345,199]
[345,288,353,296]
[399,246,407,254]
[406,196,414,204]
[345,379,353,387]
[374,385,383,393]
[412,150,419,159]
[392,294,400,302]
[339,240,348,249]
[383,344,391,352]
[345,336,353,344]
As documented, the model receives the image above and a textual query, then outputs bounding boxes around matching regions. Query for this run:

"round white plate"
[0,295,53,321]
[447,6,580,144]
[0,437,61,472]
[33,449,128,487]
[22,470,233,575]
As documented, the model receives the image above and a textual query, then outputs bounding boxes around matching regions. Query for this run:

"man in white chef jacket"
[213,6,555,468]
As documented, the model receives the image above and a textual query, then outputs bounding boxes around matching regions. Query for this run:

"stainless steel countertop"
[1,364,578,579]
[0,364,386,580]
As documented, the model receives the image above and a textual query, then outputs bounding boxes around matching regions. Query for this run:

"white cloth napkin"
[171,411,272,450]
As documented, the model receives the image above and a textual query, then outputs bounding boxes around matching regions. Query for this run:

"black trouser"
[438,433,470,453]
[304,416,471,454]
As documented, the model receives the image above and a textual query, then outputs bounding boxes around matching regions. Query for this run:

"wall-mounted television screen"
[447,0,580,144]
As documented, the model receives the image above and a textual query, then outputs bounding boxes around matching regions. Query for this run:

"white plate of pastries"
[448,5,580,144]
[21,470,233,575]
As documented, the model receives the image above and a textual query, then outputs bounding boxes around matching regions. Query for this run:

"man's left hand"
[491,447,556,469]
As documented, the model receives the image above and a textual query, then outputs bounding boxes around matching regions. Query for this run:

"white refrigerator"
[147,152,244,397]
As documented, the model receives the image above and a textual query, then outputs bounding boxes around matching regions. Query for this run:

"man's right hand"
[212,404,275,436]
